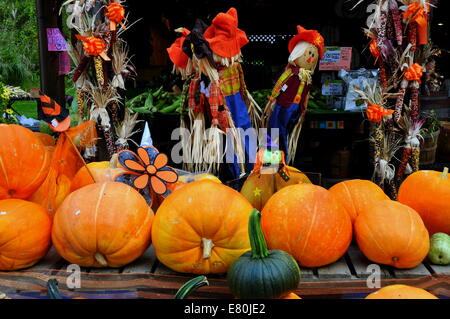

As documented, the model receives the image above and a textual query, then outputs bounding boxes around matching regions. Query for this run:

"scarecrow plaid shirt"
[188,75,204,113]
[269,64,295,102]
[180,74,195,113]
[218,62,249,100]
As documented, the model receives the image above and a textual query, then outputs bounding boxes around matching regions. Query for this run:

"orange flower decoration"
[105,2,126,31]
[116,146,178,196]
[404,63,424,83]
[75,35,106,57]
[402,2,428,45]
[366,104,394,123]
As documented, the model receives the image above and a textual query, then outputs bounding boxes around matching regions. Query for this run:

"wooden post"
[35,0,65,107]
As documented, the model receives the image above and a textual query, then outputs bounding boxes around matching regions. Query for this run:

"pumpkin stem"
[94,252,108,266]
[201,238,214,259]
[173,275,209,299]
[441,167,448,179]
[47,279,63,299]
[249,209,269,259]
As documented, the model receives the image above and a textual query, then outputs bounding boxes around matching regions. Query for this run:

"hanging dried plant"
[111,40,136,89]
[115,108,143,151]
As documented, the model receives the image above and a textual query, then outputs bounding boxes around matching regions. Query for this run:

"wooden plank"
[30,247,63,270]
[346,246,391,279]
[424,261,450,276]
[392,263,432,279]
[122,247,156,274]
[299,267,317,281]
[153,261,191,278]
[316,257,353,281]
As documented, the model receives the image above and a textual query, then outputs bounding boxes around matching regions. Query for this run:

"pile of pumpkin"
[0,123,448,299]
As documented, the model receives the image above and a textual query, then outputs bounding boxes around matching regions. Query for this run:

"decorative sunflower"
[115,146,178,207]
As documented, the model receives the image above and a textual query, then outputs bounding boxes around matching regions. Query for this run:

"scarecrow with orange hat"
[203,7,261,178]
[263,25,324,165]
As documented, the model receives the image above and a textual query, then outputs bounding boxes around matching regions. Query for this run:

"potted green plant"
[419,110,441,166]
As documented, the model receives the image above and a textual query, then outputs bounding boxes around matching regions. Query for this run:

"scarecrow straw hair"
[213,52,243,68]
[203,125,225,175]
[190,113,206,173]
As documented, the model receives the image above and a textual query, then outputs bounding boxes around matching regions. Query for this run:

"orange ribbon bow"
[75,35,110,61]
[366,104,394,123]
[403,2,428,45]
[404,63,424,83]
[105,2,126,31]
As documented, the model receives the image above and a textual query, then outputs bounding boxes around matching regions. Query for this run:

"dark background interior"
[122,0,450,91]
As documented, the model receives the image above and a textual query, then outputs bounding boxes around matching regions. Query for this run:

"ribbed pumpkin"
[398,167,450,235]
[152,180,253,274]
[70,161,128,192]
[34,132,56,147]
[355,200,429,269]
[240,166,311,211]
[365,285,438,299]
[227,209,301,299]
[328,179,389,224]
[0,199,52,270]
[0,124,51,199]
[261,184,352,267]
[52,182,154,267]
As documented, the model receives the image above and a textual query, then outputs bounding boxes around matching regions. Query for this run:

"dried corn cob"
[379,60,388,89]
[388,179,398,200]
[397,146,412,180]
[394,79,408,122]
[374,122,384,160]
[101,125,116,159]
[410,84,420,121]
[73,56,90,83]
[410,147,420,172]
[377,7,388,51]
[102,59,109,91]
[389,0,403,46]
[94,56,105,87]
[386,10,395,42]
[77,89,85,123]
[408,23,417,52]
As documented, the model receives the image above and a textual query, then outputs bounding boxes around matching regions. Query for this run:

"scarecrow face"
[294,43,319,71]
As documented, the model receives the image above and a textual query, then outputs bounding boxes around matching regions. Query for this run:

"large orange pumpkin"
[34,132,56,147]
[152,180,253,274]
[329,179,389,224]
[70,161,128,192]
[261,184,352,267]
[0,199,52,270]
[52,182,154,267]
[398,168,450,235]
[355,200,429,269]
[365,284,438,299]
[241,166,311,211]
[0,124,51,199]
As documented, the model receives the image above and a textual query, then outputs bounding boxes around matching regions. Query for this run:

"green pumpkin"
[174,276,209,299]
[428,233,450,265]
[227,209,301,299]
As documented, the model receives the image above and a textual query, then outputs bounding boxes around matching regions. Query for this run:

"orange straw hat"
[167,28,191,69]
[288,25,325,59]
[204,7,249,58]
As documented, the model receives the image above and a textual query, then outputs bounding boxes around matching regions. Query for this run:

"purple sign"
[47,28,69,52]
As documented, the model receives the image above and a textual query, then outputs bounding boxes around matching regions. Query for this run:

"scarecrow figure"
[203,7,261,178]
[264,25,324,164]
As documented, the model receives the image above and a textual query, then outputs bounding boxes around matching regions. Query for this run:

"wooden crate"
[0,244,448,299]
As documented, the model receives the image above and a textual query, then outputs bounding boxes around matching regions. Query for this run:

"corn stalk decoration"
[61,0,137,160]
[355,0,437,198]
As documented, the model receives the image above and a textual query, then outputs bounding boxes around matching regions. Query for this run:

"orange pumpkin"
[34,132,56,147]
[329,179,389,224]
[70,161,128,192]
[0,124,51,199]
[355,200,429,269]
[278,293,302,299]
[152,180,253,274]
[0,199,52,270]
[241,166,311,211]
[398,168,450,235]
[365,284,438,299]
[261,184,352,267]
[52,182,154,267]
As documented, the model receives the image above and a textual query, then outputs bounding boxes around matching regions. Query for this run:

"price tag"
[319,47,352,71]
